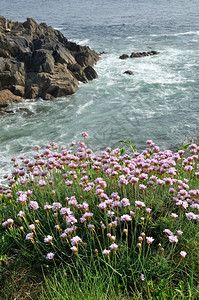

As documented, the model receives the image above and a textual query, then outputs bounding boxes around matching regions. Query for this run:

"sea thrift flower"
[17,211,25,218]
[71,246,78,253]
[135,201,145,208]
[146,208,152,214]
[66,215,77,225]
[163,229,173,236]
[170,213,178,219]
[52,202,62,211]
[121,198,130,207]
[109,243,118,253]
[44,203,52,211]
[82,132,88,138]
[2,218,14,227]
[25,233,34,240]
[44,235,53,243]
[139,184,147,190]
[177,230,183,236]
[120,214,132,222]
[38,179,46,187]
[29,224,35,231]
[169,235,178,243]
[185,212,196,220]
[29,201,39,210]
[46,252,55,260]
[146,237,155,245]
[180,251,187,258]
[71,236,82,246]
[140,274,145,281]
[102,249,110,256]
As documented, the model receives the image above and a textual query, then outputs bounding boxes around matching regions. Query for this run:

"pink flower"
[38,179,46,187]
[25,232,34,240]
[177,230,183,236]
[71,246,78,253]
[180,251,187,258]
[44,235,53,243]
[71,236,82,246]
[2,218,14,227]
[170,213,178,218]
[168,235,178,243]
[29,224,35,231]
[186,212,196,220]
[46,252,55,260]
[163,229,173,236]
[135,201,145,208]
[139,184,147,190]
[121,198,130,207]
[82,132,88,138]
[146,237,155,244]
[52,202,62,211]
[120,214,132,222]
[29,201,39,210]
[109,243,118,251]
[17,211,25,218]
[102,249,110,256]
[140,274,145,281]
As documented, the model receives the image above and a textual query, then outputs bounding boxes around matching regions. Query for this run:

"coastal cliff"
[0,16,99,111]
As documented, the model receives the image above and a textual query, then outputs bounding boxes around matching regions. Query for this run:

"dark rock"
[130,51,160,58]
[0,15,100,107]
[123,70,135,75]
[119,54,129,60]
[84,66,98,81]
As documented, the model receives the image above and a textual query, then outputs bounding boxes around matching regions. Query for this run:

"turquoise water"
[0,0,199,181]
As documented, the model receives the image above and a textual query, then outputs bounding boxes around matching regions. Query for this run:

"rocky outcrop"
[0,16,99,109]
[130,51,159,58]
[119,50,159,59]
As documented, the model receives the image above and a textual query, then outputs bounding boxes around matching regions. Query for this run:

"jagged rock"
[123,70,135,75]
[0,15,100,108]
[130,51,160,58]
[0,89,23,107]
[119,54,129,59]
[84,66,98,81]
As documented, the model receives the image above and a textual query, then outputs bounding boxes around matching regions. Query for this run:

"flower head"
[46,252,55,260]
[180,251,187,258]
[146,237,155,245]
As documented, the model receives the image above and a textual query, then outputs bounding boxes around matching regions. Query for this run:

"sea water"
[0,0,199,181]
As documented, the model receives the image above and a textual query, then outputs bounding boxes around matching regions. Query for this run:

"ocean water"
[0,0,199,181]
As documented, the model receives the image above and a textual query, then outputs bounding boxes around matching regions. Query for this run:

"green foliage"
[1,137,199,299]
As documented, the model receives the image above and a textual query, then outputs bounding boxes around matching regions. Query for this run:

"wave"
[150,31,199,37]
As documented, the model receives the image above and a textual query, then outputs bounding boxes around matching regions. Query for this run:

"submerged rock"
[123,70,135,75]
[0,15,99,107]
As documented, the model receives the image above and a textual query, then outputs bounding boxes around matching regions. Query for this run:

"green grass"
[0,136,199,299]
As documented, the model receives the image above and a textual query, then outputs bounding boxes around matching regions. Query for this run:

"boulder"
[119,54,129,60]
[0,15,100,108]
[84,66,98,81]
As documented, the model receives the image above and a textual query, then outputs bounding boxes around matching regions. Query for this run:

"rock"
[119,54,129,60]
[123,70,135,75]
[0,89,23,107]
[84,66,98,81]
[0,15,100,108]
[130,51,160,58]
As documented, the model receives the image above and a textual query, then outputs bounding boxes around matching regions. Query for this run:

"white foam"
[72,38,90,45]
[150,31,199,37]
[76,100,94,115]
